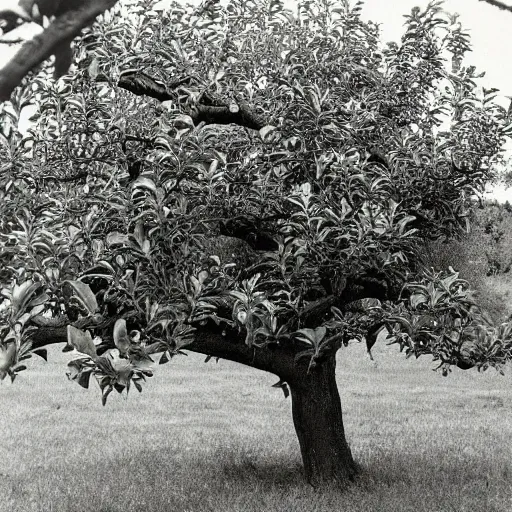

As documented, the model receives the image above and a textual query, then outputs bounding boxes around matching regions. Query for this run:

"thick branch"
[0,0,119,101]
[31,325,68,346]
[190,104,264,129]
[190,325,297,380]
[30,321,298,381]
[118,71,174,102]
[118,71,266,130]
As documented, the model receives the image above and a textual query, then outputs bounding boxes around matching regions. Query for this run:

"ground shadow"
[6,441,508,512]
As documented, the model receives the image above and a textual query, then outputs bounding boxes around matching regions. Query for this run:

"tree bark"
[288,354,357,486]
[117,70,266,130]
[0,0,119,101]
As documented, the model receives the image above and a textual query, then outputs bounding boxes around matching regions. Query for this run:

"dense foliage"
[473,201,512,276]
[1,0,512,389]
[2,0,512,483]
[421,199,512,322]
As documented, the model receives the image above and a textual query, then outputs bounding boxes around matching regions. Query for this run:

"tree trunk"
[288,354,357,486]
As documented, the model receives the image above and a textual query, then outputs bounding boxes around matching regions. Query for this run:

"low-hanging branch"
[118,70,266,130]
[29,318,298,382]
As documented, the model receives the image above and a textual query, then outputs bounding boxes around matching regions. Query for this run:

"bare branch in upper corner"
[0,0,120,102]
[479,0,512,13]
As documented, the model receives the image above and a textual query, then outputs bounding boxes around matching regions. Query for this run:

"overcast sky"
[357,0,512,96]
[356,0,512,202]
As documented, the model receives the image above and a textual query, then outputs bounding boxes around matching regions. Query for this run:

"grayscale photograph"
[0,0,511,510]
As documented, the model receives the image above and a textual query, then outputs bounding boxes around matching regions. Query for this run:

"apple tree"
[1,0,512,485]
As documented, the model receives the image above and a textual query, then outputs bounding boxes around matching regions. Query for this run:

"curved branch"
[118,70,266,130]
[118,70,174,102]
[30,321,298,381]
[0,0,119,101]
[191,325,297,380]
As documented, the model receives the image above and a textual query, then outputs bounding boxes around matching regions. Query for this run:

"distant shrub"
[422,200,512,322]
[474,201,512,275]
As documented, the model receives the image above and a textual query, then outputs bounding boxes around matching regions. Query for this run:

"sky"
[346,0,512,203]
[1,0,511,201]
[357,0,512,96]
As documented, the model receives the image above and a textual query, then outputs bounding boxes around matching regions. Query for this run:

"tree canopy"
[1,0,512,99]
[1,0,512,485]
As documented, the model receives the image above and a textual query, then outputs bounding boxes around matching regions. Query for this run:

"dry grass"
[2,336,512,512]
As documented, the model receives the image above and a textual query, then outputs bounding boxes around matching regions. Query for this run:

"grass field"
[1,336,512,512]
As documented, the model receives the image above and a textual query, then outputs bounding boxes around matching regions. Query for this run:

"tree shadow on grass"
[223,462,308,492]
[6,445,308,512]
[7,443,510,512]
[354,448,509,491]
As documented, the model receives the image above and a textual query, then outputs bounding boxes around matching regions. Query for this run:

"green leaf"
[229,290,248,303]
[131,176,157,193]
[88,58,100,80]
[77,369,92,389]
[101,386,113,406]
[27,292,49,308]
[172,114,195,129]
[271,379,289,399]
[106,231,129,247]
[65,281,98,315]
[11,280,42,319]
[259,125,276,141]
[67,326,97,359]
[159,351,170,364]
[295,326,327,347]
[67,359,93,388]
[32,348,48,361]
[113,319,131,357]
[410,293,427,309]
